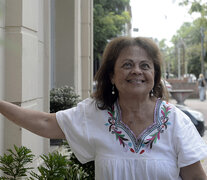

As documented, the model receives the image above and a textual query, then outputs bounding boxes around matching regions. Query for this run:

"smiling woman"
[90,37,207,179]
[0,36,207,180]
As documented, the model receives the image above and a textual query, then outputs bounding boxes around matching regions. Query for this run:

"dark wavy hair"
[92,36,167,110]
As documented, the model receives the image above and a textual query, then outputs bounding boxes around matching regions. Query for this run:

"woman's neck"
[118,95,156,113]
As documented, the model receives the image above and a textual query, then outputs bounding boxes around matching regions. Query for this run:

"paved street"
[169,94,207,174]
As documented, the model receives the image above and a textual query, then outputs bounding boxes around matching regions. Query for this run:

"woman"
[198,73,206,101]
[0,37,207,180]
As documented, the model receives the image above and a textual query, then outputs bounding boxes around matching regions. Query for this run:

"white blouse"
[56,98,207,180]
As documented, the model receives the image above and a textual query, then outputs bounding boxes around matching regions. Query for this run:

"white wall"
[3,0,50,157]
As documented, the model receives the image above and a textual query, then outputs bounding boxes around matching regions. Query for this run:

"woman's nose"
[131,65,142,74]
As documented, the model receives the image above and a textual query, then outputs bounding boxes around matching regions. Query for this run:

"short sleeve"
[56,99,95,164]
[173,107,207,168]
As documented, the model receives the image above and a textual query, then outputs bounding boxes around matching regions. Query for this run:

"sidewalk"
[169,97,207,173]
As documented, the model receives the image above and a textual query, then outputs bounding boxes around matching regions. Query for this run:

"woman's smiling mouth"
[126,79,145,84]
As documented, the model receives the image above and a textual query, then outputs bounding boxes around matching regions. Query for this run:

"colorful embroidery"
[104,100,171,154]
[105,106,133,152]
[144,104,171,149]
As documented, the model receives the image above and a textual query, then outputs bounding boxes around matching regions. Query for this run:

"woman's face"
[111,46,155,98]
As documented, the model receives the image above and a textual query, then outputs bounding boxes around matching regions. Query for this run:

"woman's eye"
[122,62,133,69]
[141,63,150,70]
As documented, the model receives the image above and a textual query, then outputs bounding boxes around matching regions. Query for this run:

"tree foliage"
[170,20,204,77]
[159,0,207,78]
[179,0,207,19]
[93,0,131,62]
[179,0,207,77]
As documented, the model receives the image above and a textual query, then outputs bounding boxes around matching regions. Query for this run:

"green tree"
[155,1,207,78]
[93,0,131,66]
[178,0,207,76]
[158,39,169,76]
[179,0,207,24]
[158,39,176,78]
[187,44,201,77]
[170,20,203,78]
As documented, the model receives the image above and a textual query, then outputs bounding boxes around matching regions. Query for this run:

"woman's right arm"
[180,161,207,180]
[0,100,65,139]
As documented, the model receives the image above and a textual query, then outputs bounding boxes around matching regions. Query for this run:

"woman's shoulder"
[168,103,196,131]
[158,100,190,124]
[159,99,185,112]
[78,97,95,105]
[77,97,103,113]
[56,97,102,121]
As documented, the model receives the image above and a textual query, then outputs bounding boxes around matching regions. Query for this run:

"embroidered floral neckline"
[104,99,171,154]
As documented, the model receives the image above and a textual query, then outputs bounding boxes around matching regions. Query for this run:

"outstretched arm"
[180,161,207,180]
[0,100,65,139]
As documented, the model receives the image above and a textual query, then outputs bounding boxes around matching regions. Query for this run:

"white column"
[39,0,51,154]
[54,0,82,96]
[0,0,5,158]
[74,0,82,96]
[4,0,50,156]
[81,0,93,99]
[178,47,181,79]
[53,0,93,99]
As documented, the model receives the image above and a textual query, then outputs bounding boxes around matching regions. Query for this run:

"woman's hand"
[0,100,65,139]
[180,161,207,180]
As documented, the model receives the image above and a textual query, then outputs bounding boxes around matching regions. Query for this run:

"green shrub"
[0,145,90,180]
[50,85,80,113]
[50,85,95,179]
[67,162,89,180]
[50,85,81,146]
[30,151,90,180]
[64,142,95,180]
[30,152,69,180]
[0,145,34,180]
